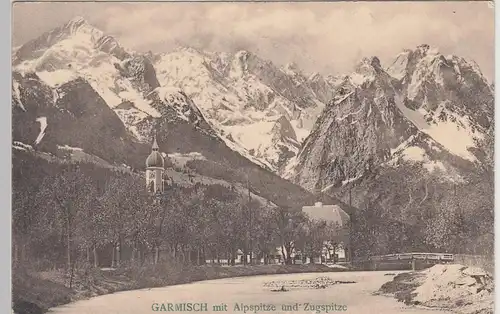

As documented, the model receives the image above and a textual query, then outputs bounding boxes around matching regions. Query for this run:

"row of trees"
[348,167,494,259]
[14,153,493,282]
[12,162,346,283]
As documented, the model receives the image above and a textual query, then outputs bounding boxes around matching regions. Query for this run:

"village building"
[301,201,351,263]
[267,201,351,266]
[141,137,351,267]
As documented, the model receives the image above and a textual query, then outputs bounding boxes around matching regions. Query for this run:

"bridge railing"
[352,252,455,271]
[369,252,454,262]
[356,252,454,263]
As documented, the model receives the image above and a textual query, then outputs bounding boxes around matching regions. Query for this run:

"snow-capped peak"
[348,56,384,87]
[64,16,91,32]
[386,45,494,164]
[13,15,129,71]
[152,46,329,173]
[387,44,441,82]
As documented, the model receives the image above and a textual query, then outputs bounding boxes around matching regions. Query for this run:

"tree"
[301,219,327,263]
[253,207,278,265]
[36,165,96,287]
[272,207,306,265]
[99,175,149,267]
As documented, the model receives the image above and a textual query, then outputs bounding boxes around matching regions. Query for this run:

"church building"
[146,136,165,195]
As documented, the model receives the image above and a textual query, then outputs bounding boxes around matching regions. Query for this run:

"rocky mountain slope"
[288,44,494,254]
[13,16,342,175]
[291,44,493,191]
[12,16,345,211]
[153,48,339,172]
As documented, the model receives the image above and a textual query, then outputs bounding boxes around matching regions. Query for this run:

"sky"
[12,1,495,82]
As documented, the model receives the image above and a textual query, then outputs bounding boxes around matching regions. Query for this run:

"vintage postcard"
[11,1,494,314]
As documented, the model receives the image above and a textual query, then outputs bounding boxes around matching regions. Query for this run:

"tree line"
[12,161,346,286]
[348,166,494,260]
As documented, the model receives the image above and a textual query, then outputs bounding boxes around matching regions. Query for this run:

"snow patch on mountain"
[350,73,374,86]
[393,73,485,163]
[401,146,426,162]
[225,120,275,154]
[36,69,79,88]
[120,89,161,118]
[419,106,481,162]
[390,134,416,156]
[386,135,465,183]
[34,117,47,145]
[218,134,273,170]
[342,174,363,186]
[13,141,34,152]
[57,145,83,151]
[423,160,447,173]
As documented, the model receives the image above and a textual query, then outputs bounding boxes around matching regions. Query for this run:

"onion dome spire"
[146,133,164,168]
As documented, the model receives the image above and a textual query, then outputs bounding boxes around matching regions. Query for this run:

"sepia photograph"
[11,1,494,314]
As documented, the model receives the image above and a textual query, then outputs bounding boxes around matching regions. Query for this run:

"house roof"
[302,202,350,227]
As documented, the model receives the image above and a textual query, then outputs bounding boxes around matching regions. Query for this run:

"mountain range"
[11,16,342,211]
[11,17,494,238]
[291,45,493,192]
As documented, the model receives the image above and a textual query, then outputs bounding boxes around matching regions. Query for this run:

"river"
[48,271,450,314]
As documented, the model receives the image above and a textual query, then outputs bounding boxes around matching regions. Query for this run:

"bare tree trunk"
[69,262,75,289]
[111,244,115,268]
[154,246,160,264]
[197,248,201,266]
[93,246,99,268]
[281,245,286,265]
[230,249,236,266]
[284,244,293,265]
[86,246,90,264]
[186,248,191,264]
[66,226,72,271]
[116,240,121,267]
[131,242,137,265]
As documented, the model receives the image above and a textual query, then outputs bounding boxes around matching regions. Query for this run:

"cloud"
[13,2,494,81]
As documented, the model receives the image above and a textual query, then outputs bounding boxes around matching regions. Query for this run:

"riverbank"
[13,263,347,314]
[378,264,494,314]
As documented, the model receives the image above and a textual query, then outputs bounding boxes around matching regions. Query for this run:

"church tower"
[146,136,165,195]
